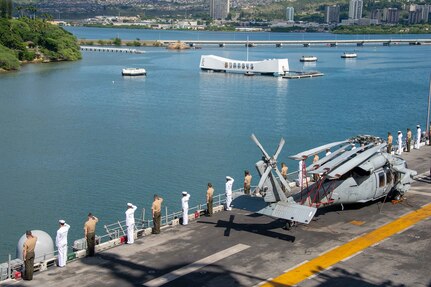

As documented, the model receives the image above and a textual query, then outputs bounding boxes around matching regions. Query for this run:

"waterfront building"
[341,18,377,26]
[358,18,378,25]
[349,0,363,20]
[371,9,382,24]
[286,7,294,22]
[383,8,400,24]
[325,5,340,24]
[408,4,430,24]
[209,0,230,20]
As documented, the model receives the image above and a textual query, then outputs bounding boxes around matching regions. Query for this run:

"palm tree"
[0,0,6,18]
[6,0,12,18]
[27,5,37,19]
[16,5,23,18]
[41,13,53,21]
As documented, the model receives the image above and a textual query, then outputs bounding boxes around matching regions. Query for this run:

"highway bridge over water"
[162,38,431,47]
[79,38,431,49]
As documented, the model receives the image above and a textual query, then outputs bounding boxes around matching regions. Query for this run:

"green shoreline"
[0,18,82,72]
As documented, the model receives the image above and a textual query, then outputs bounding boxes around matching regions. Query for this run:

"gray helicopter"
[250,134,417,226]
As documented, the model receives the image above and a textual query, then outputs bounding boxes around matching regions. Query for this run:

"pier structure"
[80,46,145,54]
[1,144,430,287]
[159,38,431,47]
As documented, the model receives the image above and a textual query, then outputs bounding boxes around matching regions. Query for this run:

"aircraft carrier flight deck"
[2,145,431,287]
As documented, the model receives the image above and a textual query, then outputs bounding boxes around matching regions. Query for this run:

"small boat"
[244,71,255,76]
[341,52,357,59]
[300,56,318,62]
[122,68,147,76]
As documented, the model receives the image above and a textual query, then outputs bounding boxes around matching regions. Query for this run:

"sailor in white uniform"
[416,124,421,149]
[397,131,403,155]
[56,220,70,267]
[125,203,137,244]
[225,176,234,211]
[181,191,191,225]
[298,159,304,189]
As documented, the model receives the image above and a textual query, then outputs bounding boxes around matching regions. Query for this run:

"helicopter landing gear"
[283,220,297,230]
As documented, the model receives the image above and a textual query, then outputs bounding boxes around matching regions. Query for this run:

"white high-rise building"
[210,0,230,20]
[349,0,363,20]
[286,7,294,22]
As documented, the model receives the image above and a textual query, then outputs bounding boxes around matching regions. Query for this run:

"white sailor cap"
[226,176,233,180]
[398,131,401,133]
[59,220,65,224]
[417,124,420,128]
[182,191,188,196]
[127,203,133,207]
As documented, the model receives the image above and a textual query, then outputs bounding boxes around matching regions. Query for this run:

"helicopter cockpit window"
[385,169,392,184]
[379,172,385,187]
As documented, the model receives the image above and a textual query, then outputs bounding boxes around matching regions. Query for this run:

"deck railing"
[0,171,305,282]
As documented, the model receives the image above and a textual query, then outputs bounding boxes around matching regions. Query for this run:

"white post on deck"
[7,254,11,279]
[426,73,430,144]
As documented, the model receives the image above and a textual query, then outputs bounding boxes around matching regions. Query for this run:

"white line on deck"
[408,190,431,197]
[142,243,250,287]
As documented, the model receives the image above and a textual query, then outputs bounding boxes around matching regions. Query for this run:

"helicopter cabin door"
[374,170,387,199]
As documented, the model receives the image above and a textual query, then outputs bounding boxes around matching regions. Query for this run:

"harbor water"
[0,28,430,258]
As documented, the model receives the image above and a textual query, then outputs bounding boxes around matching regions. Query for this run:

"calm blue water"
[0,28,430,258]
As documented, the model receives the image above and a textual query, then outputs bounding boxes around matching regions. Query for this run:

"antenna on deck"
[246,36,249,61]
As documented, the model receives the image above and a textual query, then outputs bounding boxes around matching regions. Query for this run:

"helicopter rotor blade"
[275,167,291,195]
[251,134,271,160]
[257,165,272,190]
[273,137,285,160]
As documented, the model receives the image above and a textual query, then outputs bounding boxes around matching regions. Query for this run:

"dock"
[1,145,430,287]
[283,71,324,79]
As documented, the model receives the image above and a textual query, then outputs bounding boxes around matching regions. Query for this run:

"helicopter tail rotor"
[251,135,291,200]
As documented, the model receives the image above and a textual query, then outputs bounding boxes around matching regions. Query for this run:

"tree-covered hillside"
[0,16,81,71]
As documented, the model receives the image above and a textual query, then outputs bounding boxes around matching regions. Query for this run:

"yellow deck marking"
[349,220,365,226]
[261,203,431,287]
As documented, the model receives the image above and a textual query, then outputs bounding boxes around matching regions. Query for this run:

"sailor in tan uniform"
[56,220,70,267]
[206,183,214,216]
[243,170,252,195]
[280,162,288,191]
[281,163,288,179]
[406,128,412,152]
[312,154,320,181]
[152,195,163,234]
[387,132,393,153]
[23,230,37,280]
[84,213,98,256]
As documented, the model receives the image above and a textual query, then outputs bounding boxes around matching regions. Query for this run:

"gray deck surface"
[3,145,430,287]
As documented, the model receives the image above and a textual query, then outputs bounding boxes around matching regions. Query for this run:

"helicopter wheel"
[392,191,402,201]
[283,220,297,230]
